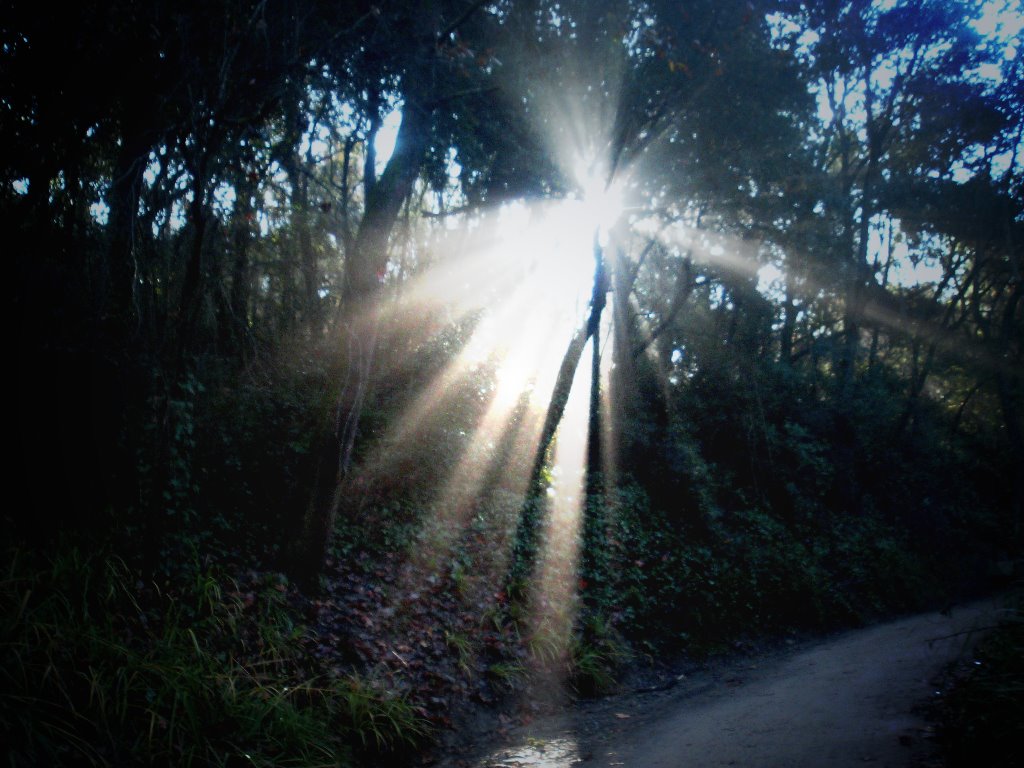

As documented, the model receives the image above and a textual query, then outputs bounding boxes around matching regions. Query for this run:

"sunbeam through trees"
[5,0,1024,765]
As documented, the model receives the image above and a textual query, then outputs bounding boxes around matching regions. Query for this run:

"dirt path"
[435,599,1005,768]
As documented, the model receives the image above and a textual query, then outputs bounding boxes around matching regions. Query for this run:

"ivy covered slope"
[5,0,1023,765]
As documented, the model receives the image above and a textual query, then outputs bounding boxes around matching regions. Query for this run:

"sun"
[574,162,626,246]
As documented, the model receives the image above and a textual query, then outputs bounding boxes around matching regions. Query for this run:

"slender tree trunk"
[106,133,150,334]
[608,248,637,473]
[581,237,611,607]
[222,177,256,358]
[94,128,152,534]
[176,149,214,365]
[289,96,433,587]
[896,340,936,439]
[780,276,797,364]
[585,234,609,490]
[868,219,894,369]
[282,148,321,332]
[507,237,607,588]
[833,159,876,516]
[295,166,320,329]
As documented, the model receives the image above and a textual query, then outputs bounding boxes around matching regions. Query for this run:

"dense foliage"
[4,0,1022,764]
[933,598,1024,767]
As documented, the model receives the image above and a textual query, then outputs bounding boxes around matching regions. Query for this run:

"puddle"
[474,736,586,767]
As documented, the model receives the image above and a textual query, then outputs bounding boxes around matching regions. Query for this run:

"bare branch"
[438,0,490,42]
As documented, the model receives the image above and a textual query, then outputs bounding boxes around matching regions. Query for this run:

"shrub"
[934,597,1024,768]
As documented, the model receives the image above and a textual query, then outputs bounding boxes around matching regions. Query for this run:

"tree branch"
[438,0,490,41]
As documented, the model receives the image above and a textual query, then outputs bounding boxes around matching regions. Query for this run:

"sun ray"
[523,334,593,702]
[640,218,764,280]
[399,309,576,585]
[369,209,594,489]
[338,66,641,711]
[357,185,628,625]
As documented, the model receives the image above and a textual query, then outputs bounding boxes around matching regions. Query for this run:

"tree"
[776,0,1000,512]
[290,0,512,585]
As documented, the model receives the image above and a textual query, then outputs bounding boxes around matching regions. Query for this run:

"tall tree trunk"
[868,218,894,369]
[221,177,256,358]
[106,132,150,335]
[581,237,611,607]
[93,127,152,535]
[833,148,876,516]
[176,150,214,366]
[586,242,607,489]
[507,238,607,588]
[289,96,433,587]
[282,149,321,331]
[780,276,797,365]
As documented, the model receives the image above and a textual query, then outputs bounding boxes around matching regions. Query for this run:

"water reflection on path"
[472,736,586,767]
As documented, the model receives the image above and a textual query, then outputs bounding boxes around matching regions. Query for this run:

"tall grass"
[1,543,428,766]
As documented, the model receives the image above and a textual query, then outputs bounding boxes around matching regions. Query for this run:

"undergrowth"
[0,542,429,767]
[934,595,1024,768]
[585,483,948,658]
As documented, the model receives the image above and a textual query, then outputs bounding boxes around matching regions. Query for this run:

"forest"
[4,0,1023,765]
